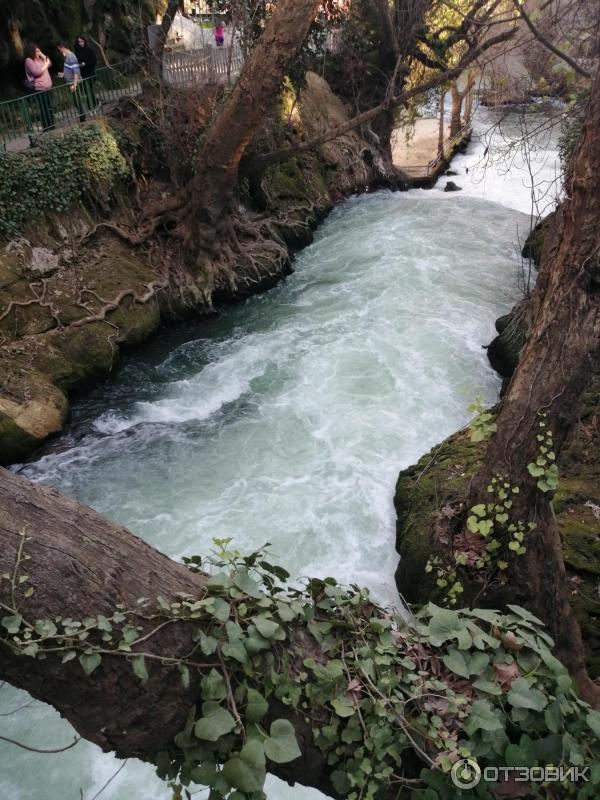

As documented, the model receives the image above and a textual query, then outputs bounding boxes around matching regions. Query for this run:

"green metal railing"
[0,60,141,152]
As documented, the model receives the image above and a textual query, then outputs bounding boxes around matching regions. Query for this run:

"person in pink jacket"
[24,43,55,131]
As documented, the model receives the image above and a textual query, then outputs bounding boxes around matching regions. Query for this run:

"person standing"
[74,35,98,111]
[214,20,225,47]
[24,43,55,131]
[57,44,86,122]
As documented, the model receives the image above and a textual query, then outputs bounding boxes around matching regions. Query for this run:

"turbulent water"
[1,107,559,800]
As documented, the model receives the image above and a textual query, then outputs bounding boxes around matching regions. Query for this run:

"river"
[0,107,560,800]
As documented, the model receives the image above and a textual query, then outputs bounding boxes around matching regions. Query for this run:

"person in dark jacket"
[74,35,98,111]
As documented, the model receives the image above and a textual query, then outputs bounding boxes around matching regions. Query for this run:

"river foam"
[2,107,558,800]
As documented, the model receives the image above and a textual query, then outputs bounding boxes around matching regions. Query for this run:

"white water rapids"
[1,107,560,800]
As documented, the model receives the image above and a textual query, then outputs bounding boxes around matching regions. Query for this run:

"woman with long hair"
[24,42,55,131]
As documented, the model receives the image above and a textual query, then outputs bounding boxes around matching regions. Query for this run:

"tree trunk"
[0,468,340,797]
[179,0,320,264]
[437,87,446,160]
[449,83,462,139]
[466,62,600,704]
[151,0,180,79]
[462,74,475,127]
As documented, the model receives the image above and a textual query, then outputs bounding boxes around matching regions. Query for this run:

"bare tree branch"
[511,0,591,78]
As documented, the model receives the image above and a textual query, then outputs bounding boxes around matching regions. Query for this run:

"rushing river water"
[1,107,559,799]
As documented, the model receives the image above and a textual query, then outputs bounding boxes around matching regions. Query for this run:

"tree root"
[70,280,169,329]
[0,280,63,342]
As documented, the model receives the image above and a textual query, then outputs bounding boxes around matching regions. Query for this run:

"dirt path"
[391,117,450,169]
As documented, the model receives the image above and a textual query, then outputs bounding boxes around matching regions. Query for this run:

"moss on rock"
[394,376,600,677]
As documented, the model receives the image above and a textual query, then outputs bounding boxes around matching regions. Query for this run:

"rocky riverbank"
[0,72,391,464]
[394,218,600,676]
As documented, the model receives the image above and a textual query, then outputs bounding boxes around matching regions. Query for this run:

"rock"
[394,373,600,678]
[521,209,557,265]
[445,169,458,176]
[486,299,533,379]
[444,181,462,192]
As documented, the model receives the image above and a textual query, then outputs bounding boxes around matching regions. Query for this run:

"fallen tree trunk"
[0,467,338,795]
[3,467,598,798]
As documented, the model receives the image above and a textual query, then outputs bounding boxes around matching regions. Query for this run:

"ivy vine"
[0,121,129,238]
[2,534,600,799]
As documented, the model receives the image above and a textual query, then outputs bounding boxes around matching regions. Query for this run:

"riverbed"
[0,106,560,800]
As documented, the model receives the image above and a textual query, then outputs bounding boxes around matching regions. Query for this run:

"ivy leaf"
[246,688,269,723]
[331,771,352,794]
[131,654,149,685]
[194,703,236,741]
[442,649,469,678]
[506,605,544,626]
[252,615,284,640]
[330,697,356,717]
[586,710,600,738]
[201,669,227,701]
[1,614,22,634]
[264,719,302,763]
[233,570,263,599]
[34,619,57,638]
[210,597,231,623]
[527,462,545,477]
[426,605,463,646]
[464,699,503,735]
[79,652,102,675]
[471,504,487,518]
[222,640,248,664]
[223,740,266,793]
[178,663,190,689]
[507,678,548,711]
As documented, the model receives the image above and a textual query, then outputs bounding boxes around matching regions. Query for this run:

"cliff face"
[0,72,382,464]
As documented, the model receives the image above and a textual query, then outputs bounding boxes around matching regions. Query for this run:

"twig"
[0,734,80,754]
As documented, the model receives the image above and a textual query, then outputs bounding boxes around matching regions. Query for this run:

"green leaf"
[330,697,356,717]
[467,515,480,533]
[442,649,469,678]
[276,602,296,622]
[426,605,463,646]
[252,615,284,640]
[233,570,263,599]
[201,669,227,701]
[34,619,57,638]
[223,740,266,793]
[527,463,545,477]
[131,654,148,685]
[471,504,487,518]
[196,631,217,655]
[222,640,248,664]
[178,663,190,689]
[464,699,503,736]
[1,613,22,634]
[586,710,600,738]
[210,597,231,623]
[472,677,502,695]
[264,719,302,763]
[506,605,544,626]
[330,770,352,794]
[507,678,548,711]
[194,703,236,741]
[79,652,102,675]
[246,688,269,723]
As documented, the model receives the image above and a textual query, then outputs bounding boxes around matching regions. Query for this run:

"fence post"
[19,96,35,147]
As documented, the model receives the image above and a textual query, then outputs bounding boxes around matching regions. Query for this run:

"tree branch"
[511,0,591,79]
[246,26,517,173]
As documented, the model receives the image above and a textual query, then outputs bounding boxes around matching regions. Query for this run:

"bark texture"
[0,468,341,797]
[467,62,600,704]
